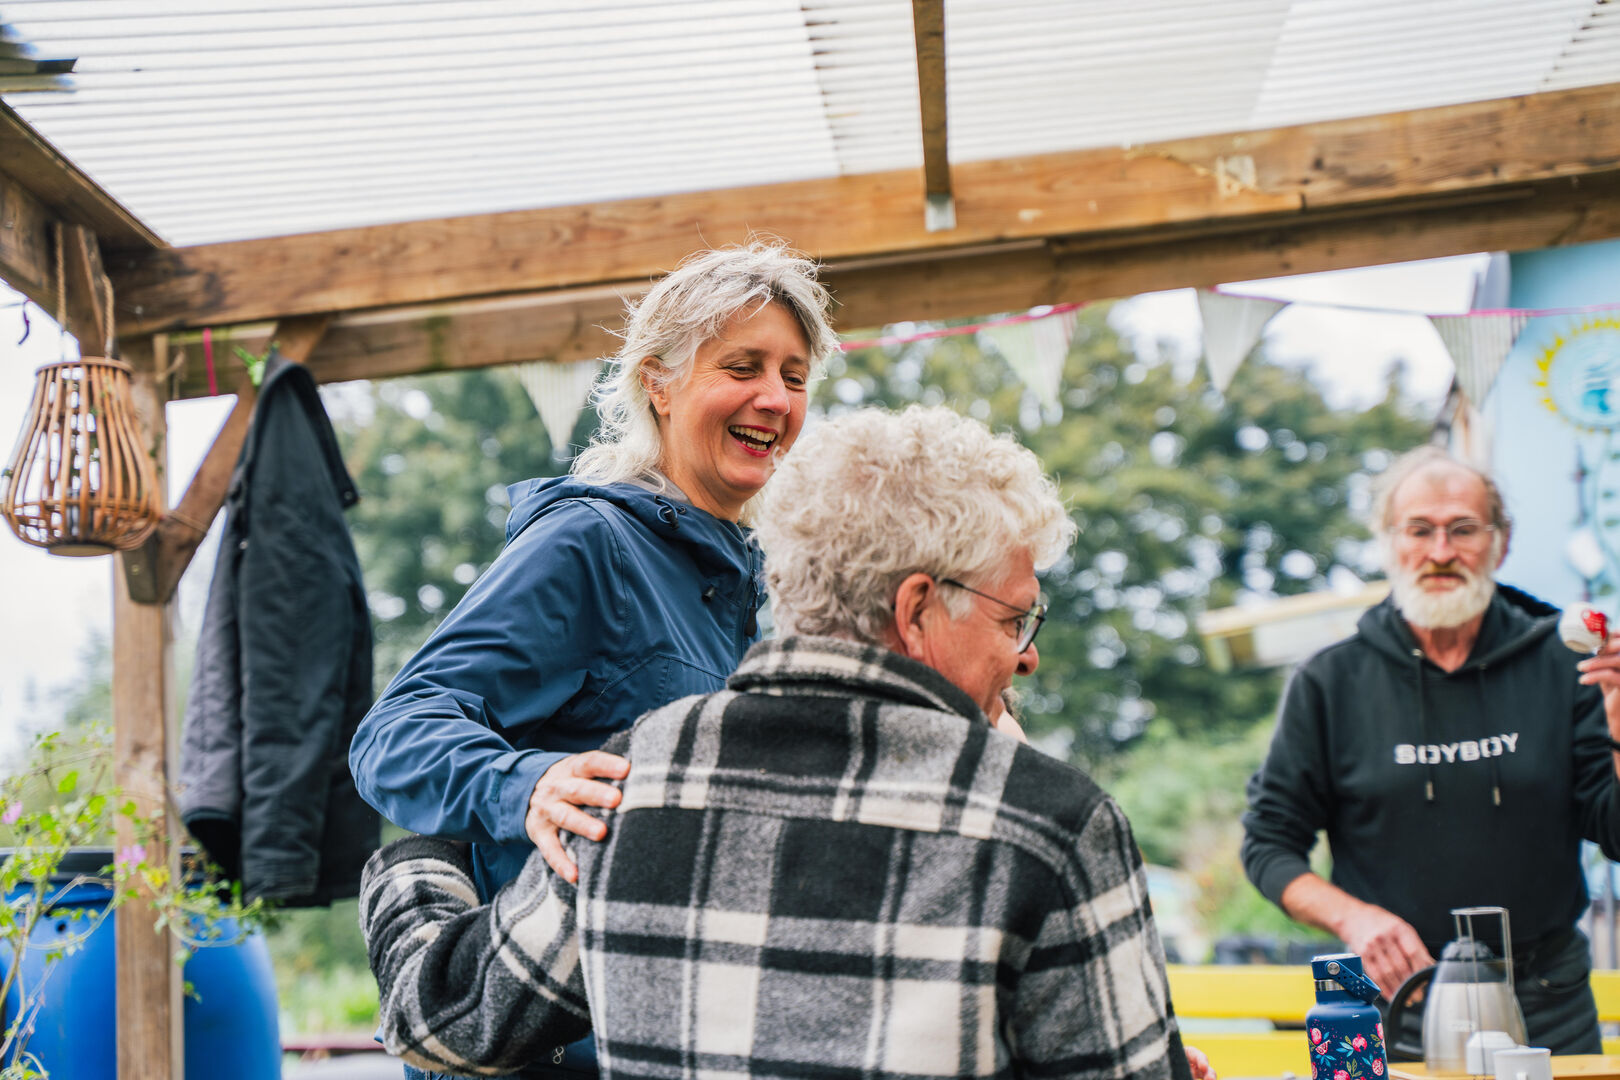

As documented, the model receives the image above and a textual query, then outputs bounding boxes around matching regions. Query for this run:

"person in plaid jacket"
[361,406,1200,1080]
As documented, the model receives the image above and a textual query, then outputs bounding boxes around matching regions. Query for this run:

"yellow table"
[1390,1056,1620,1080]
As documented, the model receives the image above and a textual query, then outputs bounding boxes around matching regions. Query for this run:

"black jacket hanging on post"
[180,348,379,906]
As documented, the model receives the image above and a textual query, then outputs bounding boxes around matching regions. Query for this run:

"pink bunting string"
[839,302,1087,351]
[836,292,1620,353]
[1209,286,1620,320]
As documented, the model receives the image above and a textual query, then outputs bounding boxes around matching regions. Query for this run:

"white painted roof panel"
[0,0,1611,245]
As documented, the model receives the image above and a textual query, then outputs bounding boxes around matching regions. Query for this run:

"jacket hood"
[1357,581,1558,670]
[504,474,755,579]
[248,347,359,509]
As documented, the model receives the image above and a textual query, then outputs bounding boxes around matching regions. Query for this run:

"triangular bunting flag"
[1429,312,1528,408]
[981,308,1077,408]
[1196,290,1288,392]
[517,359,602,452]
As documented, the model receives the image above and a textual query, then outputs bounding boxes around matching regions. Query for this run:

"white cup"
[1494,1046,1553,1080]
[1467,1031,1520,1074]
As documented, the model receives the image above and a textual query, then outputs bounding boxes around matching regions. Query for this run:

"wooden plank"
[62,222,114,355]
[166,288,629,400]
[147,173,1620,398]
[911,0,950,200]
[832,174,1620,330]
[0,170,55,308]
[0,100,160,252]
[112,341,183,1080]
[1592,968,1620,1018]
[1166,964,1312,1022]
[1180,1032,1309,1080]
[124,315,329,605]
[1390,1056,1620,1080]
[269,312,331,367]
[0,188,129,350]
[110,83,1620,336]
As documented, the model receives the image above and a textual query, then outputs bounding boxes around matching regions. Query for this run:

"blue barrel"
[0,848,281,1080]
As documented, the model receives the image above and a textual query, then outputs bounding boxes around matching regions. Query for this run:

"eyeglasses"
[1391,518,1499,552]
[939,578,1048,653]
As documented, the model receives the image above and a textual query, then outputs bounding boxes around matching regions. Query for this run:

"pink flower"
[1373,1060,1385,1076]
[1310,1028,1322,1044]
[1353,1035,1368,1052]
[1335,1069,1350,1080]
[0,803,19,826]
[116,844,147,868]
[1376,1023,1384,1042]
[1316,1043,1331,1055]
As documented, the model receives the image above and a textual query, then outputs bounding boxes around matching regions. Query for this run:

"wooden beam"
[0,105,158,350]
[109,82,1620,337]
[61,222,113,354]
[0,99,160,252]
[139,173,1620,397]
[165,288,628,400]
[910,0,952,230]
[0,181,117,347]
[112,341,183,1080]
[0,170,55,309]
[833,176,1620,328]
[123,315,329,605]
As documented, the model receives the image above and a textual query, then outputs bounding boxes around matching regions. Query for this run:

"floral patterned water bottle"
[1307,953,1388,1080]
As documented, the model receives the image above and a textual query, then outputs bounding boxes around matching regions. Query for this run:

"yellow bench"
[1165,965,1620,1079]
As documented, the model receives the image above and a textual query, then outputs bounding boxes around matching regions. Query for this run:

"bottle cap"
[1310,953,1382,1002]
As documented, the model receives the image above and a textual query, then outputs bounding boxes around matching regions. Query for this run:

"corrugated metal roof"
[0,0,1611,246]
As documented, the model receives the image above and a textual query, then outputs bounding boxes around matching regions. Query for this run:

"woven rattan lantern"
[2,356,161,555]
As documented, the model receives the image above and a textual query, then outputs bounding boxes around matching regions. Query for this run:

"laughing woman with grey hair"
[575,242,840,521]
[351,240,835,1079]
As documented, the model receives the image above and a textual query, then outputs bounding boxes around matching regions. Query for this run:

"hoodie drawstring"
[653,495,685,530]
[1478,666,1502,806]
[745,541,766,638]
[1413,649,1436,802]
[1412,648,1503,808]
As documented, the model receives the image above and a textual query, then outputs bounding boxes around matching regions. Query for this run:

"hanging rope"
[101,272,114,358]
[53,221,67,360]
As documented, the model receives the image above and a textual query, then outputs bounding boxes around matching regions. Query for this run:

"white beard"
[1389,562,1497,629]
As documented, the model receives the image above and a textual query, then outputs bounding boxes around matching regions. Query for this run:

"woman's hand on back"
[525,751,631,883]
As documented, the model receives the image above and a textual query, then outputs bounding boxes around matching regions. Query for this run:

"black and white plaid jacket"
[361,636,1191,1080]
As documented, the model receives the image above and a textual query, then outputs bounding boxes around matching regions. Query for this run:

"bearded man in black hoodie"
[1243,445,1620,1054]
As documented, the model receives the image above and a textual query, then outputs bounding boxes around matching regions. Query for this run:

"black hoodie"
[1242,583,1620,951]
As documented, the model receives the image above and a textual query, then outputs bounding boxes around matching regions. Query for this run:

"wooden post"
[111,336,184,1080]
[910,0,953,231]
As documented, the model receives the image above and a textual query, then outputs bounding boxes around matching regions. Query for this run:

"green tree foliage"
[1104,715,1335,952]
[331,309,1429,764]
[828,306,1430,765]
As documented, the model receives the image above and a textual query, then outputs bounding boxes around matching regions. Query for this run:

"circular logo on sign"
[1536,317,1620,430]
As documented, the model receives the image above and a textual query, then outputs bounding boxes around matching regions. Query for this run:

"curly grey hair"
[571,241,839,508]
[756,405,1077,645]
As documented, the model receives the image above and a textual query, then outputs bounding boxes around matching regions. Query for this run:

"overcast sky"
[0,254,1487,762]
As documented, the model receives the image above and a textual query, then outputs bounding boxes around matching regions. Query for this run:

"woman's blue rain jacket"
[349,475,763,900]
